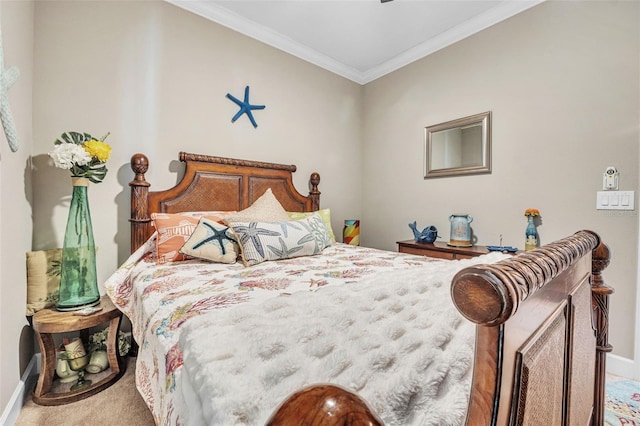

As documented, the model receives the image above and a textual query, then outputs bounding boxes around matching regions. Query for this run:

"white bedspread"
[106,237,453,425]
[179,252,509,426]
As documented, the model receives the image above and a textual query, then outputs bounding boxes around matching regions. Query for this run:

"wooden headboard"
[129,152,321,252]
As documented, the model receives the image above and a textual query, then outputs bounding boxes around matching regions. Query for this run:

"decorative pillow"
[287,208,335,244]
[151,211,232,264]
[223,188,289,223]
[179,218,239,264]
[229,212,331,267]
[26,249,62,315]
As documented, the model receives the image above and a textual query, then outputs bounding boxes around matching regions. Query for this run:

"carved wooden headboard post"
[129,153,151,253]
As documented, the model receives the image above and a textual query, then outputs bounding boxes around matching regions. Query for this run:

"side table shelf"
[32,295,126,406]
[397,240,490,260]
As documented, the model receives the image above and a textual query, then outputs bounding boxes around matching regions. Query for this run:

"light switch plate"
[596,190,635,210]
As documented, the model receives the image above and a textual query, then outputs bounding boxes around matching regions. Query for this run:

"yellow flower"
[83,140,112,162]
[524,208,540,217]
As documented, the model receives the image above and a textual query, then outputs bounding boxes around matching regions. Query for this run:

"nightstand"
[397,240,490,260]
[32,295,125,405]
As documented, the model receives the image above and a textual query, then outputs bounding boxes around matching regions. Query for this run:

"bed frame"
[129,152,612,426]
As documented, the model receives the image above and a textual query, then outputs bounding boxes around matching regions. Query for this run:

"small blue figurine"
[409,222,438,244]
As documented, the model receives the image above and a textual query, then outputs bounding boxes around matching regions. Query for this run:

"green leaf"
[55,131,94,146]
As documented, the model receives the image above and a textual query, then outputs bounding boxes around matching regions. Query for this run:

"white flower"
[49,143,91,170]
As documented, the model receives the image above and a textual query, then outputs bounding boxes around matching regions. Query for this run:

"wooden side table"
[32,295,126,405]
[397,240,490,260]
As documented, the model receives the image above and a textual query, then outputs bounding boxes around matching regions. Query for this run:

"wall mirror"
[424,111,491,178]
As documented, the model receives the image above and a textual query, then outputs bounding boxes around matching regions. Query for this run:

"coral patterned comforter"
[105,235,442,425]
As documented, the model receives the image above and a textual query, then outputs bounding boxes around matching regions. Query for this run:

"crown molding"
[165,0,365,83]
[361,0,545,84]
[166,0,545,85]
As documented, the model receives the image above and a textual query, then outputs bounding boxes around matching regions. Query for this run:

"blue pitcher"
[449,214,473,247]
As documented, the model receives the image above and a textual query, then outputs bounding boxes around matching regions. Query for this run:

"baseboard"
[607,352,638,381]
[0,354,39,426]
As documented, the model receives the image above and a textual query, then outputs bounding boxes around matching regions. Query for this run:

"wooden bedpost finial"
[310,172,320,189]
[131,153,149,181]
[591,240,611,287]
[309,172,321,211]
[266,384,382,426]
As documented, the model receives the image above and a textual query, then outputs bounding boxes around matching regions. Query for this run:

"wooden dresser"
[397,240,490,260]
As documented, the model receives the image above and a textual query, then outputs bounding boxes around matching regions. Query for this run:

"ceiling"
[166,0,544,85]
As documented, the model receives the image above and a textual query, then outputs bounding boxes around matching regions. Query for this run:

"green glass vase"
[56,177,100,311]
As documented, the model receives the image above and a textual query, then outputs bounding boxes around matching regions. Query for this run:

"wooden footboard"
[451,230,611,425]
[268,230,612,426]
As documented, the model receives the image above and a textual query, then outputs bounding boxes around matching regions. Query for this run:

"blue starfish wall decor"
[226,86,265,128]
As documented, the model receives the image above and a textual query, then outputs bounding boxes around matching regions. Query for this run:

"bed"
[106,151,613,425]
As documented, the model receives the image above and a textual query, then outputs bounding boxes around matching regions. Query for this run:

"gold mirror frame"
[424,111,492,178]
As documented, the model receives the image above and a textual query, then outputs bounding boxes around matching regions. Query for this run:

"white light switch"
[600,194,609,206]
[597,190,635,210]
[622,194,630,206]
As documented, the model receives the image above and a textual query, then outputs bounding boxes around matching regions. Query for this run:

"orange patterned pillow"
[151,212,233,264]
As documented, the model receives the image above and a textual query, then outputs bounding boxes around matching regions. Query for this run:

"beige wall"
[0,0,35,413]
[32,1,363,273]
[362,1,639,358]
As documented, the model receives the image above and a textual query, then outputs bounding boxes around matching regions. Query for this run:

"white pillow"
[223,188,289,223]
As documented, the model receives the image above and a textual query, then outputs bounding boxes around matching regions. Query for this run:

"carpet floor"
[605,374,640,426]
[15,357,154,426]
